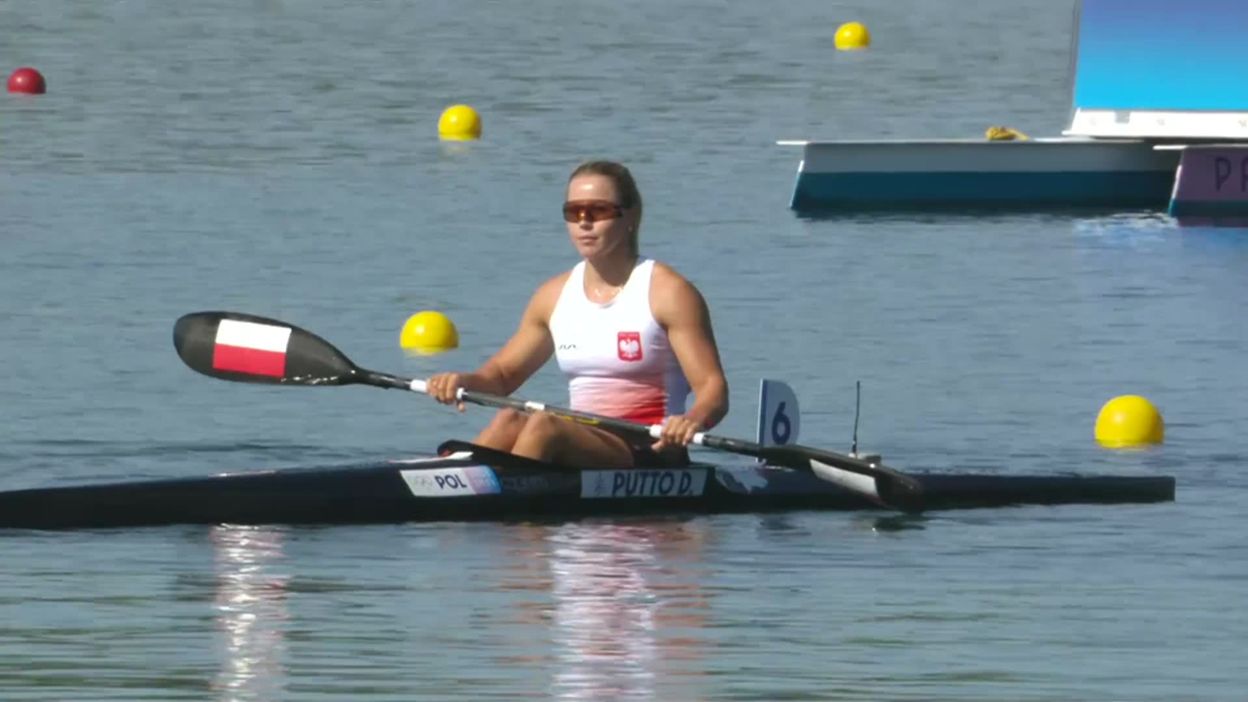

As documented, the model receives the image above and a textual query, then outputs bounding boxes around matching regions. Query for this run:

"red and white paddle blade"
[173,311,357,385]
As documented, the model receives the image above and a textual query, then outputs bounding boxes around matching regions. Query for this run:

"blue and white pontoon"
[780,0,1248,218]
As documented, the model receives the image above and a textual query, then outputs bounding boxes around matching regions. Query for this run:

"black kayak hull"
[0,447,1176,530]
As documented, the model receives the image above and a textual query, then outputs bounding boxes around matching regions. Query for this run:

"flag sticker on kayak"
[212,319,292,378]
[581,468,707,499]
[401,465,501,497]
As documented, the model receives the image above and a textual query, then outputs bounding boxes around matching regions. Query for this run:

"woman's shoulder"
[647,260,710,322]
[648,260,701,294]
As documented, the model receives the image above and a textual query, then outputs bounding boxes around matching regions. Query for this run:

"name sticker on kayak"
[581,468,708,499]
[401,465,501,497]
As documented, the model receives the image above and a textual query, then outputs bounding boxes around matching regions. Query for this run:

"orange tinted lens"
[562,200,622,223]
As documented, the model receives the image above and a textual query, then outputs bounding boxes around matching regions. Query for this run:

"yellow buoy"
[400,311,459,355]
[438,104,482,141]
[1095,395,1164,448]
[834,21,871,51]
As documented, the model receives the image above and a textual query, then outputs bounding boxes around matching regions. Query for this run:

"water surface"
[2,0,1245,699]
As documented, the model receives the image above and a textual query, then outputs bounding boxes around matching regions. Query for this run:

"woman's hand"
[652,414,704,451]
[425,372,466,411]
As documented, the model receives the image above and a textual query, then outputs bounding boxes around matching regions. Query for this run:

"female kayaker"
[425,160,729,468]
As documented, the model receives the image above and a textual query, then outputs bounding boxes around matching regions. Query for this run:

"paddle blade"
[173,311,359,386]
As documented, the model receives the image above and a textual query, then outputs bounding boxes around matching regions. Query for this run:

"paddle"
[173,311,926,512]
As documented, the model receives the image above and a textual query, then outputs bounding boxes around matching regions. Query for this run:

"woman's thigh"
[514,413,636,468]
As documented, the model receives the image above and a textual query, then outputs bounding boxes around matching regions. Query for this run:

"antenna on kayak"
[850,380,881,465]
[851,380,861,456]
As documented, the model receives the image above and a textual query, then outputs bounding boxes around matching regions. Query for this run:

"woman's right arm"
[427,275,565,405]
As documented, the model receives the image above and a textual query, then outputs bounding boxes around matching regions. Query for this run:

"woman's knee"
[486,408,528,430]
[515,411,562,440]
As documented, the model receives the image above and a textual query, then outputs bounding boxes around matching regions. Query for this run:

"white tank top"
[548,258,690,424]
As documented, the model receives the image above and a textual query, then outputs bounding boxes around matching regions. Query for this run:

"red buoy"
[8,67,47,95]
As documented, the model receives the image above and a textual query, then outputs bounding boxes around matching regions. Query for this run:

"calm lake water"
[2,0,1246,699]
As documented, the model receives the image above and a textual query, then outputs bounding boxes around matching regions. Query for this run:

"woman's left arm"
[652,265,729,446]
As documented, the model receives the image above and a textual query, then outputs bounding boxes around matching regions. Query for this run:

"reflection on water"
[191,521,713,701]
[1070,210,1178,245]
[498,521,710,701]
[210,526,290,702]
[549,524,659,700]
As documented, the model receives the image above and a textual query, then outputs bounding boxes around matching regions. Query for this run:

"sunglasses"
[562,200,624,223]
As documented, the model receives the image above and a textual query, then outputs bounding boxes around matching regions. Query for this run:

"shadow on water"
[867,513,928,533]
[1174,224,1248,249]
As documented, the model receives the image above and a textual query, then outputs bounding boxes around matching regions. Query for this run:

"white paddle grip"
[646,424,707,445]
[408,379,462,401]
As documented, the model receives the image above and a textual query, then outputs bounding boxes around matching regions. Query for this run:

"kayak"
[3,311,1174,531]
[0,442,1176,530]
